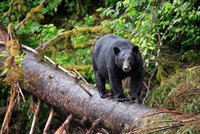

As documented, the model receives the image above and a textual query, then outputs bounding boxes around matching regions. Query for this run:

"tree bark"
[0,44,156,133]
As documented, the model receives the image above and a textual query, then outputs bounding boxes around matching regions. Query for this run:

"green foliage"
[39,24,65,42]
[73,35,89,44]
[43,0,62,15]
[17,96,34,131]
[182,50,200,64]
[97,7,119,18]
[0,80,9,107]
[0,1,9,14]
[17,22,64,48]
[54,48,91,66]
[157,0,200,47]
[83,14,96,26]
[68,14,97,28]
[103,0,121,7]
[17,21,40,48]
[54,47,94,82]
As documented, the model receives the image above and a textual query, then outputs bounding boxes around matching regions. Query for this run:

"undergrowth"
[145,66,200,115]
[125,110,200,134]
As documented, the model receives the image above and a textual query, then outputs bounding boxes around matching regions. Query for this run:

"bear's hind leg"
[95,71,108,98]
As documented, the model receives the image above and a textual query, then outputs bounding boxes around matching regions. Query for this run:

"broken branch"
[54,114,73,134]
[43,108,54,134]
[29,100,41,134]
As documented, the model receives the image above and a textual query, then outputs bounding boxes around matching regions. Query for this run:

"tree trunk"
[0,44,156,133]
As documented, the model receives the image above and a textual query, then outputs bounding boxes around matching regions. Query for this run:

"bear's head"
[114,46,138,72]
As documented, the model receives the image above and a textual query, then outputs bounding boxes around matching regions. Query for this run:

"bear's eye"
[127,57,132,61]
[120,58,124,64]
[128,57,134,65]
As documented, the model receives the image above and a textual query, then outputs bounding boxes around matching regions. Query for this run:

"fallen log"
[0,44,156,133]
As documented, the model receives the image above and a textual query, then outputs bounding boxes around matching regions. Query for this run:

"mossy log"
[0,44,156,133]
[73,39,96,49]
[63,65,92,71]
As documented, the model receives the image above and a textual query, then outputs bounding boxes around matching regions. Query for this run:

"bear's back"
[95,34,132,52]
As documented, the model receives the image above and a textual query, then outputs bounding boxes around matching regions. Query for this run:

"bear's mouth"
[123,67,131,72]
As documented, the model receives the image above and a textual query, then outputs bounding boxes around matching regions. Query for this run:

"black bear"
[92,34,143,102]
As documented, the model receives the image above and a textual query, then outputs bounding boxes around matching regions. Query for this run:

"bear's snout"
[122,61,131,72]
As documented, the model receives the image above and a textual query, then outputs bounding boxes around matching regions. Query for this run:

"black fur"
[92,34,143,102]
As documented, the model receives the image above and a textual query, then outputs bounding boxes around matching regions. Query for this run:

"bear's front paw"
[131,98,140,104]
[117,97,130,102]
[99,92,109,98]
[115,94,130,102]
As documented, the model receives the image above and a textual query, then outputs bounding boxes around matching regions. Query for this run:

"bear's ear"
[132,46,138,53]
[114,47,120,55]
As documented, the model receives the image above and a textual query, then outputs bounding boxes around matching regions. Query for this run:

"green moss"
[63,65,92,71]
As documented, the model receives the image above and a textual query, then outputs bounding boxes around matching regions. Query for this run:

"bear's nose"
[122,61,131,72]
